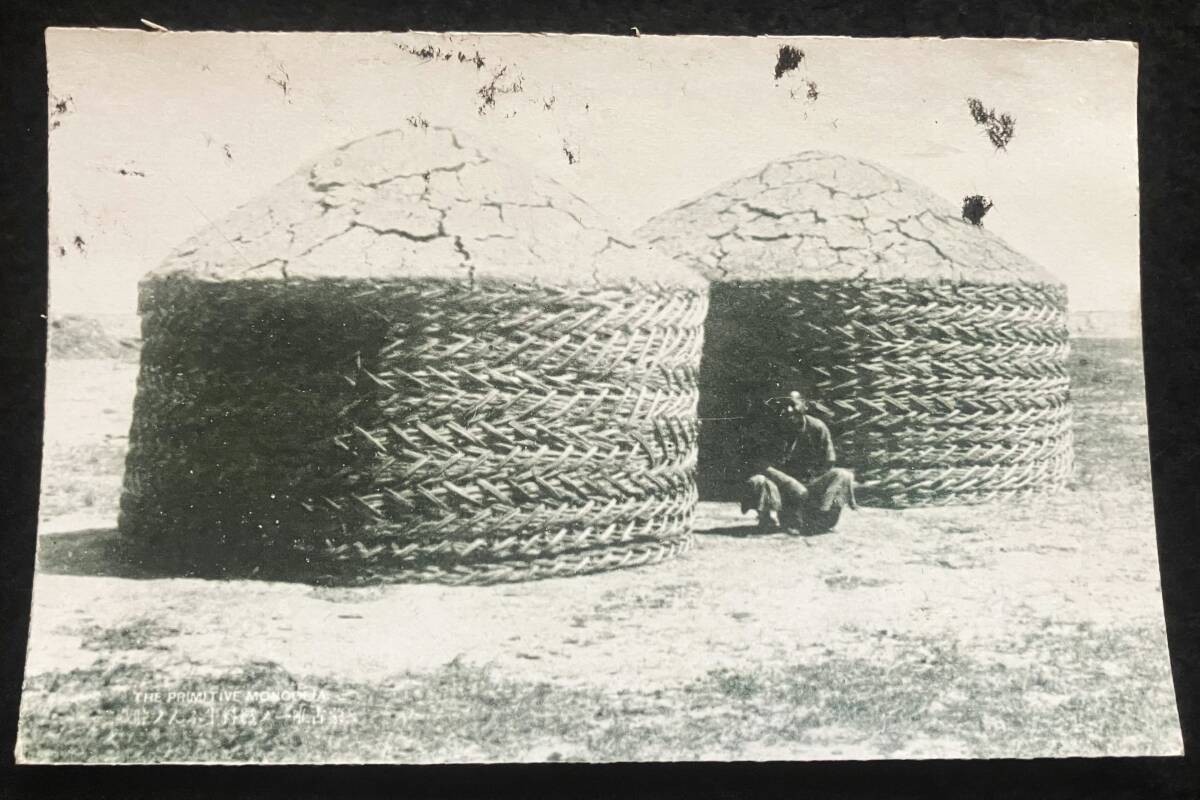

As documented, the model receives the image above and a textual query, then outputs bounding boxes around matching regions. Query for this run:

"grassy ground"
[17,338,1182,762]
[16,621,1175,763]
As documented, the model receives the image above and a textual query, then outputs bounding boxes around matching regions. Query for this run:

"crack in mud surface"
[156,128,701,289]
[637,152,1053,285]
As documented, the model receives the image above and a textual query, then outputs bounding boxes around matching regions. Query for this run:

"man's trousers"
[744,467,856,533]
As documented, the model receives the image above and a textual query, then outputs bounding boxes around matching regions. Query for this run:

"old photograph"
[17,29,1181,762]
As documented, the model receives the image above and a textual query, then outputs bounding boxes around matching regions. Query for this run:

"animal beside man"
[741,389,856,534]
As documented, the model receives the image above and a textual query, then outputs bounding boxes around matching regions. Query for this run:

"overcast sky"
[46,31,1138,317]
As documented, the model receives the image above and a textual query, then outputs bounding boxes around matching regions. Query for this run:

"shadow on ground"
[37,529,172,580]
[695,522,763,538]
[35,529,315,583]
[696,521,836,539]
[39,512,831,582]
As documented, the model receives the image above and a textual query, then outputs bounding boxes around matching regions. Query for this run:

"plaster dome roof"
[637,151,1060,288]
[155,127,705,291]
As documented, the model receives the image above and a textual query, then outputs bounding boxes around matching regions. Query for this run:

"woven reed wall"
[120,275,707,584]
[697,278,1072,507]
[640,150,1075,507]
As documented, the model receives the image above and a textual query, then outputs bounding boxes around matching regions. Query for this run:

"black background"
[2,1,1199,797]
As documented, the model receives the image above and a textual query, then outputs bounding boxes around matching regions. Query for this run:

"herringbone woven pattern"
[638,149,1074,507]
[121,277,707,583]
[699,278,1072,506]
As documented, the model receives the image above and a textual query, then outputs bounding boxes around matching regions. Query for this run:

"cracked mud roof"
[637,152,1061,287]
[152,128,704,290]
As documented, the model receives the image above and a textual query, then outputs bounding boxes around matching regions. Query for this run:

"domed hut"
[637,151,1071,507]
[120,128,708,583]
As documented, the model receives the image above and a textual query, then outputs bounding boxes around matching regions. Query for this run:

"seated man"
[741,389,855,534]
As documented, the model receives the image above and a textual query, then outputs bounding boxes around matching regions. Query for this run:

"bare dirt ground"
[17,339,1183,762]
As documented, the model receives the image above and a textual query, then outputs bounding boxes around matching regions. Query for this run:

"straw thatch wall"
[638,152,1072,507]
[120,128,707,583]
